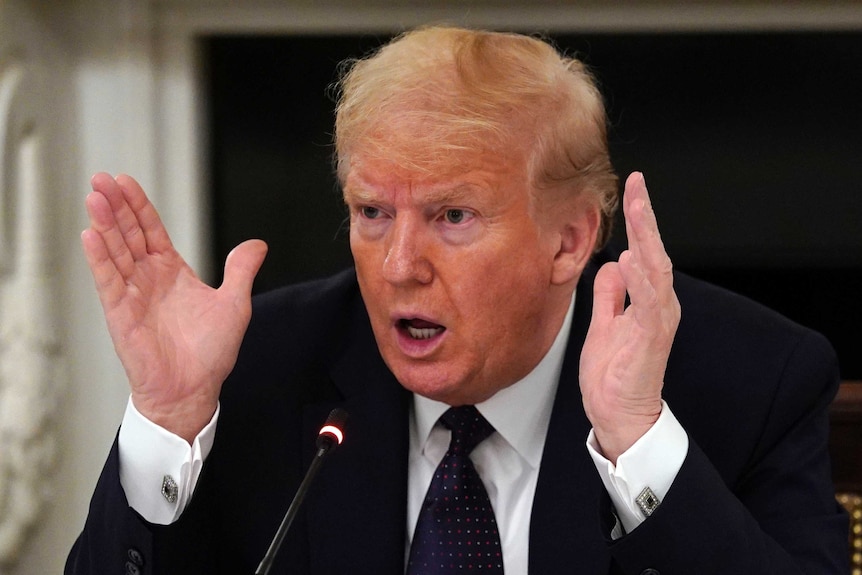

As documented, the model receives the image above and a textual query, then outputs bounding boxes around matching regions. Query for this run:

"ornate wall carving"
[0,43,64,569]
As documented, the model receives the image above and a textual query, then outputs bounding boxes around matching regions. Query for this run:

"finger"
[622,172,654,259]
[90,172,149,264]
[619,245,681,341]
[589,260,627,335]
[617,249,660,328]
[81,227,126,310]
[623,172,674,296]
[220,239,268,304]
[85,183,138,280]
[115,174,175,256]
[622,173,640,260]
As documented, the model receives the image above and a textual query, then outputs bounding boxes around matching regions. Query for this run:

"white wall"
[1,2,152,574]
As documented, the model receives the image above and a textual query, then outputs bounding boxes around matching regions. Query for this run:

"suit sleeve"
[64,438,220,575]
[605,330,849,574]
[65,439,155,575]
[66,274,357,575]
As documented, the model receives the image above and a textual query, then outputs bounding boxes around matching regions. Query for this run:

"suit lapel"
[529,257,612,575]
[302,294,411,575]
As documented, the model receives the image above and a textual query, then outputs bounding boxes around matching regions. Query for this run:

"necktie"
[407,405,504,574]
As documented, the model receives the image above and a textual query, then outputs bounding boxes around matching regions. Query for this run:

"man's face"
[344,149,576,405]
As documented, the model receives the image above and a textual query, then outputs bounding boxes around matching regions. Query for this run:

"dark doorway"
[206,31,862,378]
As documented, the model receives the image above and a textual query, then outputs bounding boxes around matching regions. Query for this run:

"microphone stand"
[255,408,347,575]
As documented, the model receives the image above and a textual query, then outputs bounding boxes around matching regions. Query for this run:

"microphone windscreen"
[317,408,349,448]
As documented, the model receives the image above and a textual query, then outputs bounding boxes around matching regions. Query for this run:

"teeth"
[406,326,443,339]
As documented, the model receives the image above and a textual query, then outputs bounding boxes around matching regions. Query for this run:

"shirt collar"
[412,292,575,469]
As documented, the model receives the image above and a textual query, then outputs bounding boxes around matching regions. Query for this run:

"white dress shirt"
[406,298,567,574]
[118,400,219,524]
[118,294,688,569]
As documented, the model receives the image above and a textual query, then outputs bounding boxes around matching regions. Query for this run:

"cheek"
[452,252,551,331]
[350,240,386,319]
[350,235,380,280]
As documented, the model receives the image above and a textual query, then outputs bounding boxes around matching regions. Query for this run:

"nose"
[382,217,433,286]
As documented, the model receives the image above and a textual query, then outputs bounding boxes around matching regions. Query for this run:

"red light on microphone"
[318,424,344,445]
[315,408,348,452]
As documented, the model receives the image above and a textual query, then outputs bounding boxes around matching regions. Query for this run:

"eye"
[361,206,381,219]
[444,209,471,224]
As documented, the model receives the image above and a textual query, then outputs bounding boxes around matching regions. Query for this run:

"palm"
[105,252,235,397]
[82,173,267,440]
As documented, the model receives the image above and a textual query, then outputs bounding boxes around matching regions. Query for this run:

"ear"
[550,204,600,286]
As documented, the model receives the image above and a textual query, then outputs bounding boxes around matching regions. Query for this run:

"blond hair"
[334,26,619,249]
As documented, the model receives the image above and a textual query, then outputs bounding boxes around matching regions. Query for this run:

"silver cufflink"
[162,475,178,503]
[635,486,661,517]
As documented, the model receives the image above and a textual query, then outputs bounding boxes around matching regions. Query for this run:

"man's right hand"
[82,173,267,443]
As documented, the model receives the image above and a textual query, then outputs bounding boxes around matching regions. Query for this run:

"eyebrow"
[342,187,375,205]
[427,185,477,205]
[343,183,480,206]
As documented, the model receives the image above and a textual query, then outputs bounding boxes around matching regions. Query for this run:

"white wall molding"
[151,1,862,34]
[0,4,64,569]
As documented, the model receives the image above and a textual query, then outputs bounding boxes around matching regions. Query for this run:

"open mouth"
[399,318,445,340]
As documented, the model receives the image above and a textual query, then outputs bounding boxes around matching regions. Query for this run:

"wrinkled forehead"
[335,102,533,189]
[343,141,527,189]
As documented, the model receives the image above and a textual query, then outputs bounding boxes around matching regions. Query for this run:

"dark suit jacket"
[66,251,849,574]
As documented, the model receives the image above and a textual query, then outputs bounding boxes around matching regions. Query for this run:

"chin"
[394,368,494,406]
[391,366,462,404]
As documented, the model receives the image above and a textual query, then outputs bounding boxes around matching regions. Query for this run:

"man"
[67,27,847,574]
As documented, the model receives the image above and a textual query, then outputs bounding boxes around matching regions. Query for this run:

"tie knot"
[440,405,496,455]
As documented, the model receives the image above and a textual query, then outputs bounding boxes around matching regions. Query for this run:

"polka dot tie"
[407,406,504,574]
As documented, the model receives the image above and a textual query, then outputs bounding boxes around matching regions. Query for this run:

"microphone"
[255,408,349,575]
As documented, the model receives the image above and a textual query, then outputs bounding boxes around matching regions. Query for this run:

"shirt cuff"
[117,396,219,525]
[586,400,688,536]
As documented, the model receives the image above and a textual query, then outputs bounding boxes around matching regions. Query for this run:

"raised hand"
[579,172,681,463]
[81,173,267,442]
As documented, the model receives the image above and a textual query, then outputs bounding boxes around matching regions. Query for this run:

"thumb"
[590,259,627,330]
[221,239,268,299]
